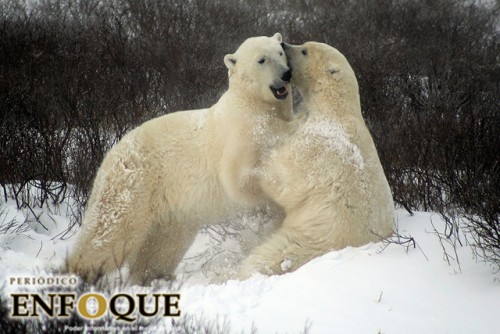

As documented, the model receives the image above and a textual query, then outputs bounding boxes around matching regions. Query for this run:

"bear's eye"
[302,49,308,56]
[279,51,283,56]
[258,58,265,64]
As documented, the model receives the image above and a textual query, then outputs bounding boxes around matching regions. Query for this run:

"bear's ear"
[224,54,237,70]
[328,64,341,75]
[272,33,283,43]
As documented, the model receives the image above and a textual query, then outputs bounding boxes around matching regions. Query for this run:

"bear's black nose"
[281,69,292,82]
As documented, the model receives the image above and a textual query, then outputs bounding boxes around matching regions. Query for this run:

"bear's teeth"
[277,88,287,95]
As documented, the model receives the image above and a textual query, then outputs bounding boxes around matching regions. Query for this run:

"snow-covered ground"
[0,197,499,333]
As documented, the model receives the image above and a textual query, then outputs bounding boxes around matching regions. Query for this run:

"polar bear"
[239,42,395,277]
[67,33,296,285]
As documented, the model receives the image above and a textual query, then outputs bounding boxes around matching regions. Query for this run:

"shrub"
[1,0,498,267]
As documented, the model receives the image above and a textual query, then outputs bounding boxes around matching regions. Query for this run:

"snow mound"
[1,198,498,333]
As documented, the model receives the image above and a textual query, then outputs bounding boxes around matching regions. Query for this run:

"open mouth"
[270,86,288,100]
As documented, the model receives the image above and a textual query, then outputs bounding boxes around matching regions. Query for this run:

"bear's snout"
[281,69,292,82]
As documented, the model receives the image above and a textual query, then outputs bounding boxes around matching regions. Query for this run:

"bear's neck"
[223,86,293,122]
[302,84,363,121]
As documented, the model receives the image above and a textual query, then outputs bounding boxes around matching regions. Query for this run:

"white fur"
[240,42,395,278]
[67,34,297,285]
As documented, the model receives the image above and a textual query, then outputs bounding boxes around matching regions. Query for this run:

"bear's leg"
[68,229,145,284]
[67,168,152,284]
[128,216,200,285]
[238,224,322,279]
[67,207,151,284]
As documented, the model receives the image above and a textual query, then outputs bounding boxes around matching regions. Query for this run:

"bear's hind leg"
[128,216,200,285]
[67,211,151,284]
[67,167,152,283]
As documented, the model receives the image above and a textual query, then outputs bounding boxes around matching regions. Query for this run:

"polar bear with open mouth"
[67,33,297,285]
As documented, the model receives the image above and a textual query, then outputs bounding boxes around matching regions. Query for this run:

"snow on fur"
[301,118,365,170]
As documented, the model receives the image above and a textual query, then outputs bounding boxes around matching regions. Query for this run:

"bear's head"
[283,42,359,100]
[224,33,292,104]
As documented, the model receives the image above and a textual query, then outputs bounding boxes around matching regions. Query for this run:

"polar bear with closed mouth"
[67,33,297,285]
[240,41,395,278]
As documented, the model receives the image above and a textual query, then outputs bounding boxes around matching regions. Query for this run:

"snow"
[1,196,499,333]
